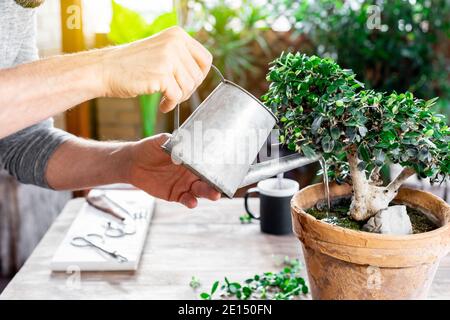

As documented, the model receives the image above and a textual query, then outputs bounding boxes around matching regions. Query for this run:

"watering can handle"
[211,64,226,82]
[173,64,225,131]
[174,103,180,131]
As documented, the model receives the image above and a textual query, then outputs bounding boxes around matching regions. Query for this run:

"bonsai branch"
[387,167,415,193]
[369,166,382,185]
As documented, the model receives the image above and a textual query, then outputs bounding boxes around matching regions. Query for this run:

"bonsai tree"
[263,52,450,221]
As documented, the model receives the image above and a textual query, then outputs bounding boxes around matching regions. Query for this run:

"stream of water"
[276,172,284,189]
[319,157,331,215]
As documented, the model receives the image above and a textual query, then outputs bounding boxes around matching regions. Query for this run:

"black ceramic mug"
[244,178,299,235]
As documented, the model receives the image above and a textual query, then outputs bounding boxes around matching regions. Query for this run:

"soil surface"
[306,196,437,234]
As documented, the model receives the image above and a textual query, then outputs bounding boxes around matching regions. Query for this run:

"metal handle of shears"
[71,234,128,263]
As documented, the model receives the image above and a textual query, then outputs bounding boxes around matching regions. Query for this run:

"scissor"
[70,233,128,263]
[103,220,136,238]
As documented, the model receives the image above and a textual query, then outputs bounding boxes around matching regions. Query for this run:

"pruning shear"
[70,233,128,263]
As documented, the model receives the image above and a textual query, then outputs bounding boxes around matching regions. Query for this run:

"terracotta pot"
[291,183,450,300]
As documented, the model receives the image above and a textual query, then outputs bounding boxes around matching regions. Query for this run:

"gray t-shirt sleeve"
[13,7,39,65]
[0,119,74,188]
[0,3,75,188]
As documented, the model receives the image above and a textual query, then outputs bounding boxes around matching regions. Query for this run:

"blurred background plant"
[108,0,178,137]
[186,0,272,85]
[273,0,449,118]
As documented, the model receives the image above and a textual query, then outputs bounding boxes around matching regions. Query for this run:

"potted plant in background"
[108,1,178,137]
[189,0,271,85]
[186,0,275,113]
[263,52,450,299]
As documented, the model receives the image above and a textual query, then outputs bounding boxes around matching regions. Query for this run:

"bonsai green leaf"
[239,213,253,224]
[288,142,296,151]
[242,286,252,299]
[321,135,334,153]
[358,144,370,162]
[335,106,345,116]
[229,282,241,293]
[200,292,210,300]
[211,280,219,295]
[357,161,367,171]
[358,126,368,137]
[300,145,317,158]
[311,116,323,133]
[374,149,385,167]
[330,127,341,140]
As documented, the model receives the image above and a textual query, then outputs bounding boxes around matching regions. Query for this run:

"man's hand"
[124,134,221,208]
[101,26,213,113]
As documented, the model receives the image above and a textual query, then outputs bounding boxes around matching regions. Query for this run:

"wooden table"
[1,198,449,300]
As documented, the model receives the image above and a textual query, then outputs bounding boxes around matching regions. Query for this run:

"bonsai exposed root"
[347,151,415,221]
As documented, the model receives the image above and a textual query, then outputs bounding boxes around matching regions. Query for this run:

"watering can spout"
[239,154,320,188]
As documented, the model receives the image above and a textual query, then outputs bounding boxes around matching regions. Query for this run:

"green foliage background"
[108,1,178,44]
[107,1,178,137]
[276,0,449,117]
[188,0,271,84]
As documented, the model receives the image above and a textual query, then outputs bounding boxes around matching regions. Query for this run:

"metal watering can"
[162,66,318,198]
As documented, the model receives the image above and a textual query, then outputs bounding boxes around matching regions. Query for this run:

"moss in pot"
[262,52,450,299]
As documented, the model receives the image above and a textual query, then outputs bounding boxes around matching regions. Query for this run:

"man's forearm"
[44,133,221,208]
[0,51,104,139]
[45,138,133,190]
[0,27,213,139]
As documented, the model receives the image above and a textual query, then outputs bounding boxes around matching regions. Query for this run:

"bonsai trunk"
[347,149,415,221]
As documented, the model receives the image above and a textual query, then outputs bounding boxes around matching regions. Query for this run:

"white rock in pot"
[363,205,413,235]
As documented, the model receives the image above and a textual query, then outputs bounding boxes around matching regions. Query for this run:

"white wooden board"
[50,189,155,271]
